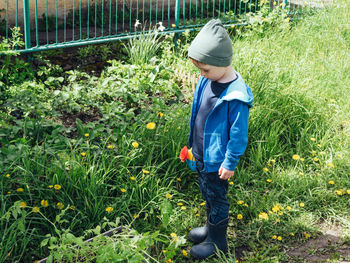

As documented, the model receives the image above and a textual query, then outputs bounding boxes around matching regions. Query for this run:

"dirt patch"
[59,108,102,128]
[287,225,350,262]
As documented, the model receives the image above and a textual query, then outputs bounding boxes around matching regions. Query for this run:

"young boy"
[187,19,254,260]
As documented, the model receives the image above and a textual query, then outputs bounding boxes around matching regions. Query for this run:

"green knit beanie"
[188,19,233,67]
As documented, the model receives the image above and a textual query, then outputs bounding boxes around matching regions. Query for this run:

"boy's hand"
[218,166,234,180]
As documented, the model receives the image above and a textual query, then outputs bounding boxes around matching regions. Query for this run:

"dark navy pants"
[196,161,229,224]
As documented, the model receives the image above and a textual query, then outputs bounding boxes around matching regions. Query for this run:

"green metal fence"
[0,0,317,53]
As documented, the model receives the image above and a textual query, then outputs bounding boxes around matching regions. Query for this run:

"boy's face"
[190,58,228,82]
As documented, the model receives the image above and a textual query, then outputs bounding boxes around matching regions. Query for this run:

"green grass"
[1,0,350,262]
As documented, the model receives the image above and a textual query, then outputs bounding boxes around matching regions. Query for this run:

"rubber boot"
[190,218,228,260]
[188,206,210,244]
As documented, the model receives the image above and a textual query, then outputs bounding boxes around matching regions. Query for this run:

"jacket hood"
[219,72,254,108]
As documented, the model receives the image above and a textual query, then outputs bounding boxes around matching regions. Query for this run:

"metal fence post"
[23,0,31,50]
[174,0,181,46]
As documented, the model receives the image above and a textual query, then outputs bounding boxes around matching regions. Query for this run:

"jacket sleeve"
[221,101,249,171]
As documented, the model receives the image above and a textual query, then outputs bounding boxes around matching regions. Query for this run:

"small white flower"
[158,22,165,32]
[134,19,141,28]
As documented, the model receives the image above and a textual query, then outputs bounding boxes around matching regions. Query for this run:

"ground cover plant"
[0,0,349,262]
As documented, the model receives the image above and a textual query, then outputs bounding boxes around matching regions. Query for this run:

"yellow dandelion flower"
[237,214,243,220]
[133,214,139,218]
[121,188,127,193]
[290,233,295,236]
[312,150,317,156]
[177,202,183,206]
[70,205,76,210]
[310,137,316,142]
[164,129,169,132]
[231,25,235,28]
[266,179,272,183]
[54,184,61,190]
[105,206,113,213]
[81,152,86,157]
[300,158,305,162]
[7,191,11,194]
[277,236,282,241]
[278,212,283,216]
[346,190,350,195]
[317,144,321,148]
[40,200,48,207]
[304,233,310,239]
[229,181,234,185]
[166,193,172,199]
[171,23,176,28]
[292,154,300,160]
[49,185,53,188]
[5,174,10,178]
[157,112,164,117]
[263,167,269,172]
[258,212,269,220]
[335,190,343,196]
[180,206,186,210]
[272,205,281,212]
[327,163,335,168]
[195,213,200,217]
[57,202,64,209]
[146,122,156,130]
[336,154,342,158]
[16,188,24,192]
[170,233,177,238]
[237,200,244,205]
[272,235,277,239]
[286,206,292,210]
[84,133,89,137]
[32,207,40,213]
[328,180,335,185]
[313,157,319,162]
[276,218,280,223]
[176,177,182,181]
[19,201,27,208]
[243,203,249,207]
[200,202,206,206]
[130,176,136,181]
[132,141,139,148]
[299,202,305,207]
[162,250,167,253]
[298,172,304,176]
[182,250,188,256]
[142,169,150,174]
[107,145,115,149]
[167,259,173,263]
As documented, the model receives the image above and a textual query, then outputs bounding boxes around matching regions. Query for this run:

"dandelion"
[157,112,164,117]
[121,188,127,193]
[278,212,283,216]
[237,214,243,220]
[276,218,280,223]
[49,185,53,188]
[177,202,183,206]
[335,190,343,196]
[310,137,316,142]
[133,214,139,218]
[292,154,300,160]
[170,232,177,238]
[181,206,186,210]
[263,167,269,172]
[277,236,282,241]
[81,152,86,157]
[200,202,206,206]
[229,181,234,185]
[132,141,139,148]
[299,202,305,207]
[107,145,115,149]
[317,144,321,148]
[5,174,10,178]
[312,150,317,156]
[171,23,176,28]
[195,213,200,217]
[304,233,310,239]
[272,235,277,239]
[328,180,335,185]
[346,190,350,195]
[166,193,172,199]
[176,177,182,181]
[70,205,76,210]
[158,22,165,31]
[266,179,272,183]
[237,200,244,205]
[142,169,150,174]
[32,207,40,213]
[313,157,319,162]
[16,188,24,192]
[336,154,342,158]
[54,184,61,190]
[290,233,295,236]
[105,207,113,213]
[130,176,136,181]
[182,250,188,256]
[231,25,235,28]
[258,212,269,220]
[243,203,249,207]
[57,202,64,209]
[40,200,48,207]
[19,201,27,208]
[327,163,335,168]
[84,133,89,138]
[7,191,11,194]
[272,205,282,212]
[146,122,156,130]
[298,172,304,176]
[286,206,292,211]
[300,158,305,162]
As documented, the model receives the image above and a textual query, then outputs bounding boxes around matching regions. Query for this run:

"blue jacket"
[189,72,254,172]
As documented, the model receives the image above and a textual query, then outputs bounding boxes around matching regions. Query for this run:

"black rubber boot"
[190,218,228,260]
[188,207,210,244]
